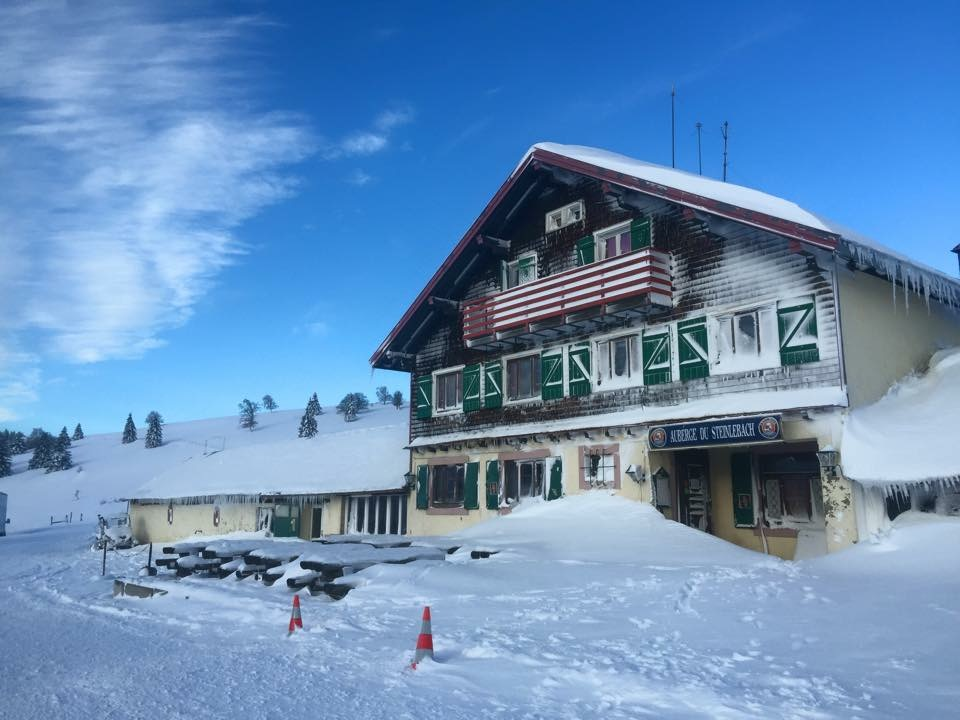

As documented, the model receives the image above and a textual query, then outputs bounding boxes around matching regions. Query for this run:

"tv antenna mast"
[670,86,676,168]
[695,122,703,175]
[721,121,729,182]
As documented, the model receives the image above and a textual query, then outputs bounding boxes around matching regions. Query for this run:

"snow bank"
[842,348,960,485]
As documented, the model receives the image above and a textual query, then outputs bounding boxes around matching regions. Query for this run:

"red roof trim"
[370,148,841,367]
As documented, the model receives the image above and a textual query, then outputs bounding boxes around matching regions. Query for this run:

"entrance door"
[677,451,710,532]
[310,506,323,539]
[271,503,299,538]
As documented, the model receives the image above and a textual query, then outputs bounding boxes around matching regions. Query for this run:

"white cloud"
[346,169,373,187]
[322,105,414,159]
[0,2,313,419]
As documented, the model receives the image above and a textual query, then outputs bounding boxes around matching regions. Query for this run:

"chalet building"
[371,143,960,560]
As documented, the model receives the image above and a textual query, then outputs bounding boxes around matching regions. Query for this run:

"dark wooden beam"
[476,234,511,256]
[427,296,460,315]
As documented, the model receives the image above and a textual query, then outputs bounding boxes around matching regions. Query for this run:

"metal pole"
[721,121,729,182]
[101,541,107,576]
[671,86,676,168]
[696,122,703,175]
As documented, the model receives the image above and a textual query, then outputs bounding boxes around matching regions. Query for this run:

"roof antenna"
[671,85,676,168]
[695,122,703,176]
[721,121,729,182]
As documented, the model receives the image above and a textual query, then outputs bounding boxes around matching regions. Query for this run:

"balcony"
[462,248,672,349]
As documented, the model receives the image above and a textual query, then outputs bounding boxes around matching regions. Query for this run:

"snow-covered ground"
[1,493,957,719]
[0,403,408,532]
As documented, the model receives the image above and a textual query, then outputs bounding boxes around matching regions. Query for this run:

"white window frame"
[503,458,547,505]
[502,251,538,290]
[711,305,780,375]
[594,331,641,390]
[347,493,407,535]
[503,350,542,405]
[545,200,585,233]
[593,220,633,262]
[432,365,464,414]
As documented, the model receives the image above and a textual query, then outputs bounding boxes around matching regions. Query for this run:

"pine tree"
[8,431,26,455]
[392,390,403,410]
[47,431,73,473]
[262,394,278,412]
[28,432,54,470]
[343,395,358,422]
[144,411,164,449]
[25,428,46,451]
[298,408,318,438]
[122,414,137,444]
[238,398,259,431]
[0,438,11,478]
[376,386,390,404]
[336,392,369,417]
[72,423,84,441]
[305,392,322,417]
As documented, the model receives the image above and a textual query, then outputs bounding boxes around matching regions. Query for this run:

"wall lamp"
[403,471,418,491]
[624,464,645,484]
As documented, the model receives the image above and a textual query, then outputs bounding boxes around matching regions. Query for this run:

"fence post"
[101,541,107,577]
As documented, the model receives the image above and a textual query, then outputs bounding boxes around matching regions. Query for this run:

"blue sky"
[1,0,958,434]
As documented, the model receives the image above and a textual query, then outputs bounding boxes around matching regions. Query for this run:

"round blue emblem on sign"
[649,427,667,449]
[758,416,780,440]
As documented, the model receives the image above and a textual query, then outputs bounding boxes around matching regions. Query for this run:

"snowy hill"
[0,403,409,533]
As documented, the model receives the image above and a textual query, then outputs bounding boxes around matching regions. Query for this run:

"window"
[502,253,537,290]
[595,222,632,261]
[545,200,585,233]
[431,465,465,507]
[506,354,541,401]
[581,449,617,488]
[435,369,462,412]
[759,453,822,526]
[596,335,639,386]
[348,494,408,535]
[504,459,545,504]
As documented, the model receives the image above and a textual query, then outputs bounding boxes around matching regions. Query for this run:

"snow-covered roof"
[842,348,960,486]
[525,143,834,233]
[133,407,409,500]
[410,386,846,448]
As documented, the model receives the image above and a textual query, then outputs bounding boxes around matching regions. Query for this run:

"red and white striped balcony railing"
[462,248,672,343]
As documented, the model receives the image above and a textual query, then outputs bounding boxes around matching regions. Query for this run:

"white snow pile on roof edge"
[842,347,960,485]
[135,412,409,500]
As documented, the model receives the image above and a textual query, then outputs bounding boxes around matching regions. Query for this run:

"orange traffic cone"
[288,594,304,635]
[411,605,434,668]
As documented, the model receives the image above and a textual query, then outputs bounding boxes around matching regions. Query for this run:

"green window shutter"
[541,351,564,401]
[547,457,563,500]
[483,360,502,408]
[415,376,433,419]
[678,318,709,381]
[642,331,672,385]
[485,460,500,510]
[416,465,429,510]
[567,342,591,397]
[630,217,652,250]
[464,462,480,510]
[575,236,595,266]
[777,300,820,365]
[517,255,536,285]
[731,453,755,527]
[462,364,482,412]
